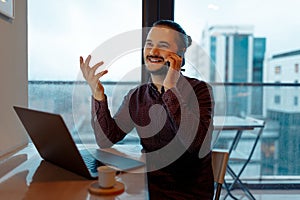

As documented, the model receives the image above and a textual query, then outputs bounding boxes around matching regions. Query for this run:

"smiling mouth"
[146,55,164,64]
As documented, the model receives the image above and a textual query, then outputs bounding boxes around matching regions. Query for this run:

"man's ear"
[177,48,186,58]
[177,48,186,68]
[181,57,185,68]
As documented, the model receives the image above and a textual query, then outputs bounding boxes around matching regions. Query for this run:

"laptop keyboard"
[80,148,144,172]
[80,150,102,173]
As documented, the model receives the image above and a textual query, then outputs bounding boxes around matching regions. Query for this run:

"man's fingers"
[85,55,92,66]
[166,54,182,71]
[79,56,85,71]
[96,70,108,79]
[80,55,104,76]
[91,61,104,73]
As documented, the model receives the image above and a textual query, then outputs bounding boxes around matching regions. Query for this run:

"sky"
[175,0,300,57]
[28,0,300,81]
[28,0,142,81]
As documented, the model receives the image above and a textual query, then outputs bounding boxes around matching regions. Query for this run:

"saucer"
[88,181,125,195]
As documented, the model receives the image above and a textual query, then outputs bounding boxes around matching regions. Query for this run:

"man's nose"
[149,46,160,56]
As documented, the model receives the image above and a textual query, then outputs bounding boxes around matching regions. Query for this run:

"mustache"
[146,55,165,61]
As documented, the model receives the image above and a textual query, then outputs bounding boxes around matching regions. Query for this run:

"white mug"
[97,166,116,188]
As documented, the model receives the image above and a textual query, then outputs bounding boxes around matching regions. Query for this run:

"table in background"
[213,116,265,200]
[213,116,264,153]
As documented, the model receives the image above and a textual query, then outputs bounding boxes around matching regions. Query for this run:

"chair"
[225,117,265,200]
[212,150,229,200]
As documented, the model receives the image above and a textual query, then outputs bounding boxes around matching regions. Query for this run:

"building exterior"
[201,25,266,116]
[266,50,300,175]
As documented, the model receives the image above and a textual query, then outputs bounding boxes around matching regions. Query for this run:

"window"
[28,0,141,82]
[295,63,299,73]
[294,96,298,106]
[27,0,300,186]
[275,65,281,74]
[28,0,142,143]
[274,95,281,104]
[175,0,300,184]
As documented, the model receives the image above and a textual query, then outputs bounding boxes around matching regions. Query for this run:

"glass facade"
[210,36,216,81]
[232,35,248,83]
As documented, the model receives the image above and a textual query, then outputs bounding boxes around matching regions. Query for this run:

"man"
[80,20,214,199]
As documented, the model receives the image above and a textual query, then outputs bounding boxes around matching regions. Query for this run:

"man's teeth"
[149,58,163,63]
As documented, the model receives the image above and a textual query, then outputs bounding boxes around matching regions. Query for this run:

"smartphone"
[165,51,182,67]
[165,51,185,69]
[166,61,170,67]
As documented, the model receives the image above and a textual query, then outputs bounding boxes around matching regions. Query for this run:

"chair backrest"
[212,150,229,200]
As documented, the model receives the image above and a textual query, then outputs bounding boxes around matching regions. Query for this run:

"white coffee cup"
[97,166,116,188]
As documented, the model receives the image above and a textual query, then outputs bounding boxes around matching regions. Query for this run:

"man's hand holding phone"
[163,52,183,90]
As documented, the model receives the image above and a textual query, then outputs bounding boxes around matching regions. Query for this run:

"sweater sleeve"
[161,81,214,155]
[91,94,134,148]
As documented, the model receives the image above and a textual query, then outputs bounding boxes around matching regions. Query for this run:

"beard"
[145,55,169,75]
[147,64,169,75]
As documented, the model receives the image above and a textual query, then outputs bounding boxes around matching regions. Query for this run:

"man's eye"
[159,44,169,49]
[145,42,153,47]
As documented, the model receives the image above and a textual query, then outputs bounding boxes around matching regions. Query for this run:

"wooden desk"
[0,144,148,200]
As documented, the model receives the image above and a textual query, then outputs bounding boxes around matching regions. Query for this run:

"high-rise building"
[201,25,266,116]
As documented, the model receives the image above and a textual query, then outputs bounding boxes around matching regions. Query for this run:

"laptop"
[13,106,144,179]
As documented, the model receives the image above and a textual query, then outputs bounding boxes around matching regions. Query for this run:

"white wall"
[0,1,28,157]
[266,54,300,113]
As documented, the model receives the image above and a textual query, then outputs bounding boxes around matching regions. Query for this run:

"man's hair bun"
[153,20,192,49]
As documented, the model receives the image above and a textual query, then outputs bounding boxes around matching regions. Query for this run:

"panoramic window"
[28,0,142,143]
[28,0,300,185]
[175,0,300,183]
